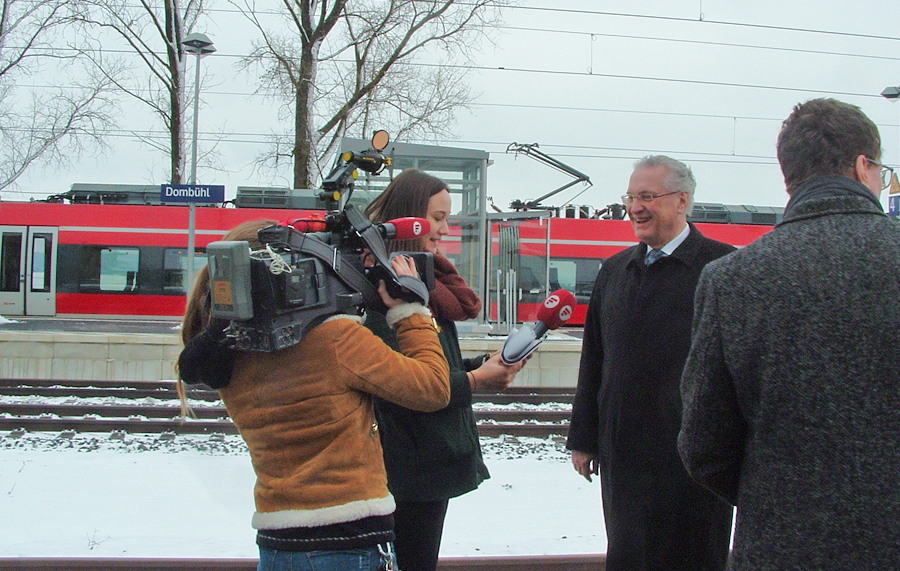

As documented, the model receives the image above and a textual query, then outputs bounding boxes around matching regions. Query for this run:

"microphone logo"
[413,220,423,236]
[558,304,573,322]
[544,294,561,309]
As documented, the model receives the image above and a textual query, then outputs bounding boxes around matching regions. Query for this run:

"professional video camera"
[206,131,435,352]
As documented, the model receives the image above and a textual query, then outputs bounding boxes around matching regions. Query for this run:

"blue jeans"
[258,543,396,571]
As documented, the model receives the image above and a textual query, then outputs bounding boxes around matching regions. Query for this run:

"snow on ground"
[0,432,607,558]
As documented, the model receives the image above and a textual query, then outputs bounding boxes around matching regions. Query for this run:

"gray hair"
[633,155,696,214]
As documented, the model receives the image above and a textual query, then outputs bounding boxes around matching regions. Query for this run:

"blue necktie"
[645,249,665,265]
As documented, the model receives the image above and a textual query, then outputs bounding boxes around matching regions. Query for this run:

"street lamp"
[882,85,900,212]
[182,32,216,302]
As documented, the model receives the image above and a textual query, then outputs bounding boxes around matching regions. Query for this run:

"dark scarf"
[784,175,883,219]
[429,253,482,322]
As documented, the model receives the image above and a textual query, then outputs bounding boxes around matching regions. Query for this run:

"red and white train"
[0,198,781,326]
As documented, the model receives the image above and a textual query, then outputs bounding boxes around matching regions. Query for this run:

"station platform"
[0,317,583,388]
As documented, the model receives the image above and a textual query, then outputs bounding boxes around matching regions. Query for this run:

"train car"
[0,199,781,325]
[0,201,296,319]
[497,213,778,325]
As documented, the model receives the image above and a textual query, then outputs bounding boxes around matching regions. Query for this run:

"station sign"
[160,184,225,204]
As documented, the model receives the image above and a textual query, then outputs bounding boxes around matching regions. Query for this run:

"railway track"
[0,379,572,439]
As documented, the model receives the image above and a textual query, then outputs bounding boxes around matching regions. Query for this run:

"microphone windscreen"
[385,217,430,240]
[281,217,328,233]
[536,289,577,330]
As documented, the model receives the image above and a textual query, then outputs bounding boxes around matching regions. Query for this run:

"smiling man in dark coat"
[567,155,735,571]
[679,99,900,570]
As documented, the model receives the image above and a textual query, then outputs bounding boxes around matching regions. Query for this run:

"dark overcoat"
[679,176,900,570]
[568,223,735,571]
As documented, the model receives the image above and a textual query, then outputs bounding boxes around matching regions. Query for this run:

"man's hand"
[571,450,599,482]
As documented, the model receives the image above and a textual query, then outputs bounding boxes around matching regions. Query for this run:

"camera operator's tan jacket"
[219,303,449,531]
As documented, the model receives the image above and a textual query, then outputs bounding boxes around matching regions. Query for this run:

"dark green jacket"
[367,310,489,502]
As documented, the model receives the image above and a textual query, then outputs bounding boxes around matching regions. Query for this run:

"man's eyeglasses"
[621,190,683,204]
[866,157,895,190]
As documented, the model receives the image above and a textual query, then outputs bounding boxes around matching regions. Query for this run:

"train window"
[1,232,22,292]
[548,257,604,300]
[575,259,604,297]
[78,246,139,292]
[100,248,139,291]
[549,260,577,293]
[163,248,207,292]
[29,234,52,292]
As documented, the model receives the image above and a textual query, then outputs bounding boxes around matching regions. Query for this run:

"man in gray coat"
[679,97,900,570]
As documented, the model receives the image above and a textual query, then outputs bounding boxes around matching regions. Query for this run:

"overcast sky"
[10,0,900,213]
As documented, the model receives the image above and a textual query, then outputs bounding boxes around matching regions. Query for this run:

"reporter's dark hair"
[364,168,448,252]
[777,98,881,194]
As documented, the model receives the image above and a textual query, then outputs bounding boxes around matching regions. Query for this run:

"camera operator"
[363,169,525,571]
[177,219,450,571]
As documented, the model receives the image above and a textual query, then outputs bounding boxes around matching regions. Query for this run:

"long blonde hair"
[176,219,276,416]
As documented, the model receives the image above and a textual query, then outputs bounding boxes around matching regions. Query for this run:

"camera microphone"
[500,289,577,365]
[378,217,430,240]
[279,216,428,241]
[279,217,328,233]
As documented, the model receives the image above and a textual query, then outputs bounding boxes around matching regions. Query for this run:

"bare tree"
[74,0,208,184]
[0,0,119,192]
[237,0,510,190]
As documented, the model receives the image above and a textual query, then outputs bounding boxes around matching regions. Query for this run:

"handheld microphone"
[500,289,577,365]
[533,289,576,337]
[378,217,430,240]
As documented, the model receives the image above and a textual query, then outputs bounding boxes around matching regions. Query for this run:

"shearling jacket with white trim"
[217,303,450,551]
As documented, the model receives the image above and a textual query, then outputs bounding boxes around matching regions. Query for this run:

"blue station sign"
[160,184,225,203]
[890,195,900,217]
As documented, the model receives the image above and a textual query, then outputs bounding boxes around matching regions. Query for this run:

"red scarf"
[429,253,482,322]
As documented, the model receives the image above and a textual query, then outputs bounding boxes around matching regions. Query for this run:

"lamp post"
[881,86,900,162]
[182,32,216,302]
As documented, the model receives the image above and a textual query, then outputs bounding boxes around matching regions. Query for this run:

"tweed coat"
[679,176,900,570]
[567,223,735,571]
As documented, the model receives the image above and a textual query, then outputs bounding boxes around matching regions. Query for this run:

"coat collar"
[781,175,885,226]
[626,222,706,271]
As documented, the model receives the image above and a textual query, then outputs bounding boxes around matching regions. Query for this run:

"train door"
[0,226,58,316]
[486,212,551,333]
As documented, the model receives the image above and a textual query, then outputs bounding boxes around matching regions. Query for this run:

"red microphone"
[280,216,328,232]
[501,289,577,365]
[379,217,430,240]
[533,289,577,337]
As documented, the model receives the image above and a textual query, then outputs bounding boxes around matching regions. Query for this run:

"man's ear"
[852,154,871,184]
[677,191,689,213]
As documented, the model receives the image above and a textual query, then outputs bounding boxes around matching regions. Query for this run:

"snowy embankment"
[0,432,607,557]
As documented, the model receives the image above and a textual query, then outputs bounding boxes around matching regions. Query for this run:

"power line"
[472,102,785,122]
[497,3,900,43]
[15,50,889,101]
[436,139,777,163]
[195,2,900,44]
[432,61,886,100]
[500,26,900,63]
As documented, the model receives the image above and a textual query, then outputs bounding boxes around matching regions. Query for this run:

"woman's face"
[420,189,452,254]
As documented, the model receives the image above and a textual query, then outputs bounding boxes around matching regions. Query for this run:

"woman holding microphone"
[364,169,525,571]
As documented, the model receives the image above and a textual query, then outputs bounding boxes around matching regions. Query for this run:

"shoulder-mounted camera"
[205,131,435,352]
